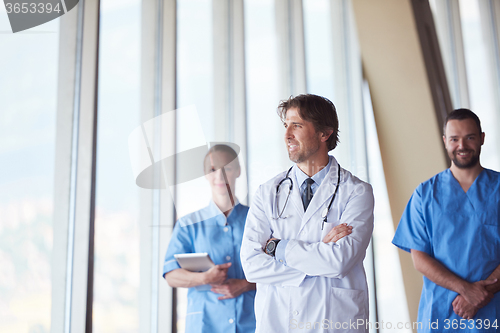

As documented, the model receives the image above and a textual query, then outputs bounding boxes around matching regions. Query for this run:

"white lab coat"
[241,157,374,333]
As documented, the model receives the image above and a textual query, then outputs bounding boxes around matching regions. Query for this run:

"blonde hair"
[203,145,240,174]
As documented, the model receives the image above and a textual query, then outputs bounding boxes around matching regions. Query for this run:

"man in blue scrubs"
[393,109,500,332]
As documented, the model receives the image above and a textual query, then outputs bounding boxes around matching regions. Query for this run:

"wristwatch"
[265,239,281,257]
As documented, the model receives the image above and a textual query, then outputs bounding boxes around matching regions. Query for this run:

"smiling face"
[284,108,326,166]
[443,118,484,169]
[204,150,240,197]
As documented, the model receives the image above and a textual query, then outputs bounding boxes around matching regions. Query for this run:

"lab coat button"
[293,310,299,316]
[279,259,283,263]
[226,256,231,261]
[224,227,229,232]
[229,319,234,324]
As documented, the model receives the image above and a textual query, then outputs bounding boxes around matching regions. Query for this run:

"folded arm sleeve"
[392,185,432,255]
[240,185,307,287]
[163,220,193,277]
[283,182,375,279]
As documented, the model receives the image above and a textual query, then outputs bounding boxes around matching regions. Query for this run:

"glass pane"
[428,0,465,108]
[244,0,284,198]
[303,0,335,98]
[175,1,213,332]
[0,10,59,333]
[363,83,411,333]
[93,0,141,332]
[177,0,214,140]
[459,0,500,170]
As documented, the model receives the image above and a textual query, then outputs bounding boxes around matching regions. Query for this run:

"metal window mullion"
[361,82,379,333]
[71,0,101,332]
[149,0,165,331]
[490,0,500,100]
[410,0,453,162]
[158,1,177,333]
[139,0,171,333]
[85,37,100,332]
[139,0,177,332]
[227,0,234,143]
[51,1,99,333]
[212,0,248,202]
[51,0,101,332]
[64,0,86,331]
[477,0,500,163]
[329,0,350,163]
[478,0,500,111]
[341,0,357,171]
[275,0,306,98]
[231,0,249,203]
[52,6,77,333]
[213,1,230,142]
[290,0,306,95]
[433,0,470,108]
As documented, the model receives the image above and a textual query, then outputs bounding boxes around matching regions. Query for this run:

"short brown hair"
[277,94,339,151]
[444,108,482,135]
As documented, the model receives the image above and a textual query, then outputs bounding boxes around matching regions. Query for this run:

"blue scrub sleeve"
[163,220,194,277]
[392,185,432,255]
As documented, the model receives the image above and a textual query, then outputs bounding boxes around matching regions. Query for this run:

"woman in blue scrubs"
[162,145,256,333]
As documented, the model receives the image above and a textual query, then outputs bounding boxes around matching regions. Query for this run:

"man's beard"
[288,144,319,164]
[451,149,480,169]
[288,150,305,163]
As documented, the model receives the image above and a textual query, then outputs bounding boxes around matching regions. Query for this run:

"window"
[0,10,60,333]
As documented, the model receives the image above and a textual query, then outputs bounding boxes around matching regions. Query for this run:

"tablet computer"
[174,252,215,272]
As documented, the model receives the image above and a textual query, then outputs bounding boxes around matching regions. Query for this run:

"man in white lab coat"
[241,94,374,333]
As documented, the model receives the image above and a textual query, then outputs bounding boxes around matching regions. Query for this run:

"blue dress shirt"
[295,157,332,199]
[276,157,333,265]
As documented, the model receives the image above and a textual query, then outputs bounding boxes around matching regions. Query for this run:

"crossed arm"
[411,249,500,319]
[166,223,353,296]
[265,223,353,251]
[241,182,374,285]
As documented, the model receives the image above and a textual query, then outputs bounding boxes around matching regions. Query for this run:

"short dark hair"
[203,144,240,174]
[444,108,482,135]
[277,94,340,151]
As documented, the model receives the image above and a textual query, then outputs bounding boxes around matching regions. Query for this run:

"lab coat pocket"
[329,287,367,333]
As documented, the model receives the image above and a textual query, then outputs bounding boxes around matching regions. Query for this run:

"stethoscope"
[274,162,341,230]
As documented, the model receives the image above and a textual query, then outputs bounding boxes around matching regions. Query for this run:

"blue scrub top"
[163,201,256,333]
[393,169,500,332]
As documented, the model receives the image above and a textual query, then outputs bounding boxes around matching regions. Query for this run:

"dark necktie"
[302,178,315,211]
